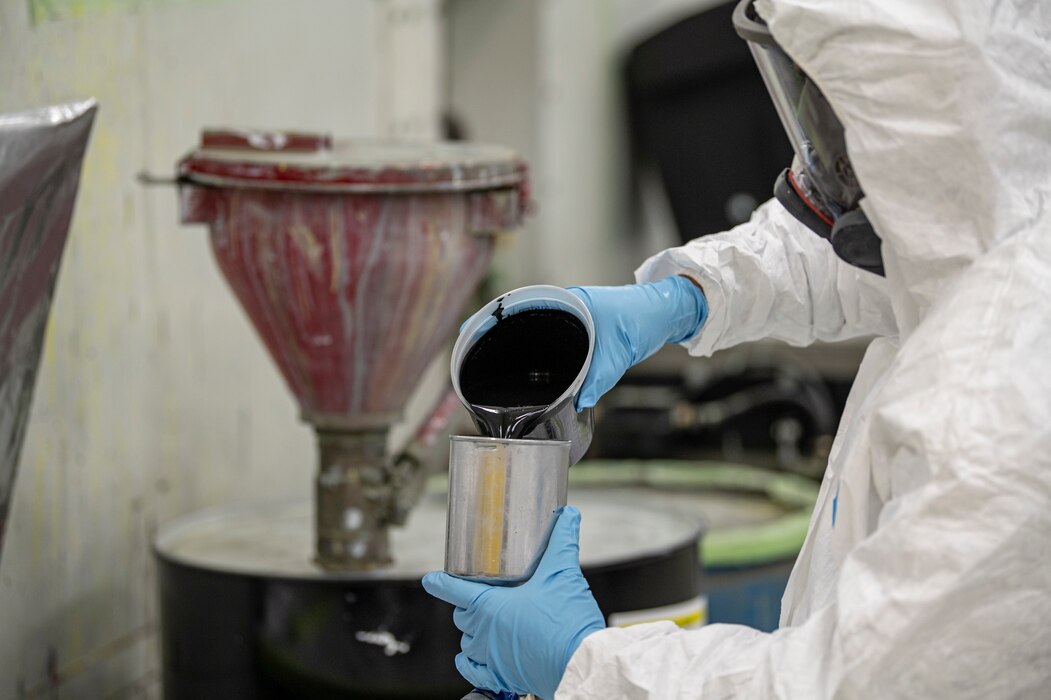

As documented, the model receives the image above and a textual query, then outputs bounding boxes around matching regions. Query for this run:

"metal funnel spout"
[176,130,529,569]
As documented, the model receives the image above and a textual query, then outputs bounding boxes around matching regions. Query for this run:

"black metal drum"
[155,487,701,700]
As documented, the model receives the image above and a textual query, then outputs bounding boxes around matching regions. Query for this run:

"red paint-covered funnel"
[178,130,527,428]
[175,130,529,568]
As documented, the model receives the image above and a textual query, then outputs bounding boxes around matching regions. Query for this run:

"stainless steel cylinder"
[445,435,570,583]
[315,429,393,570]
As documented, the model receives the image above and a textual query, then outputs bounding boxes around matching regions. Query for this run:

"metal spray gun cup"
[450,285,596,466]
[444,436,570,583]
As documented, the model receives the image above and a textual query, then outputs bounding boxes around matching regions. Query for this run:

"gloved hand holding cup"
[424,506,606,700]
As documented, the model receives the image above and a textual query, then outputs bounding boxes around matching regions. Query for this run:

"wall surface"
[0,0,443,696]
[447,0,728,290]
[447,0,541,292]
[448,0,627,289]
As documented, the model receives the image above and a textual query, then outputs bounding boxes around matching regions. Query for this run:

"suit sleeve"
[559,235,1051,699]
[634,199,897,355]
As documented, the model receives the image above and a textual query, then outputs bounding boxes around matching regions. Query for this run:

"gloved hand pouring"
[566,275,709,411]
[426,274,708,699]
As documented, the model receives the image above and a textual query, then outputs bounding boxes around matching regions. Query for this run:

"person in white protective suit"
[423,0,1051,696]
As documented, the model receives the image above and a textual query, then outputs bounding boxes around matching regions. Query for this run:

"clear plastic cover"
[0,100,96,561]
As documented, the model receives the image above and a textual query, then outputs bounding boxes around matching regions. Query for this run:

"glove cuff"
[659,275,709,344]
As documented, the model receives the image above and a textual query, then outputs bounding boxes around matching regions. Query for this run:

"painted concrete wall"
[0,0,443,696]
[448,0,627,289]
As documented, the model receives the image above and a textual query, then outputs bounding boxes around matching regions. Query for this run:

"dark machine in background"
[623,0,793,240]
[588,350,854,477]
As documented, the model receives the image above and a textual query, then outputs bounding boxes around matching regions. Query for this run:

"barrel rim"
[568,459,818,569]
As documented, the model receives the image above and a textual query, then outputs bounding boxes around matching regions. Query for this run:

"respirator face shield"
[733,0,884,276]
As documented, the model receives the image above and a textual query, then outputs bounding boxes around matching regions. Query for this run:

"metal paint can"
[451,285,595,465]
[444,435,570,583]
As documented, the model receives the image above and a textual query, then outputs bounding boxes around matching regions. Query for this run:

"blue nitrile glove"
[568,275,708,410]
[422,507,605,700]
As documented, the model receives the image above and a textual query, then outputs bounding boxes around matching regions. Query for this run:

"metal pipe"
[315,429,393,570]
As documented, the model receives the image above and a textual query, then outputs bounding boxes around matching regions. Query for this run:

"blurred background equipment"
[623,0,793,240]
[0,100,95,562]
[156,129,528,697]
[587,345,851,478]
[157,486,701,699]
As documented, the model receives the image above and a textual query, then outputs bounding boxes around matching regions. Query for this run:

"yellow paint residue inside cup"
[473,447,506,576]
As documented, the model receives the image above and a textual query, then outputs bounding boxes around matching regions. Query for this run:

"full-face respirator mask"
[733,0,884,276]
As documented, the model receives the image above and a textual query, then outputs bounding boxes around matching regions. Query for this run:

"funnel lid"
[178,129,526,193]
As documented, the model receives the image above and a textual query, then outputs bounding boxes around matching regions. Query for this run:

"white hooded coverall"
[558,0,1051,696]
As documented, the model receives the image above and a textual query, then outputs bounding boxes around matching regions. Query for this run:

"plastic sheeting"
[0,100,96,561]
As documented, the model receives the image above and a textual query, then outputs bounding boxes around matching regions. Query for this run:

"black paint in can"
[458,309,588,439]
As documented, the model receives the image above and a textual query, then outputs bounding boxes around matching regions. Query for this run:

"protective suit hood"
[756,0,1051,332]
